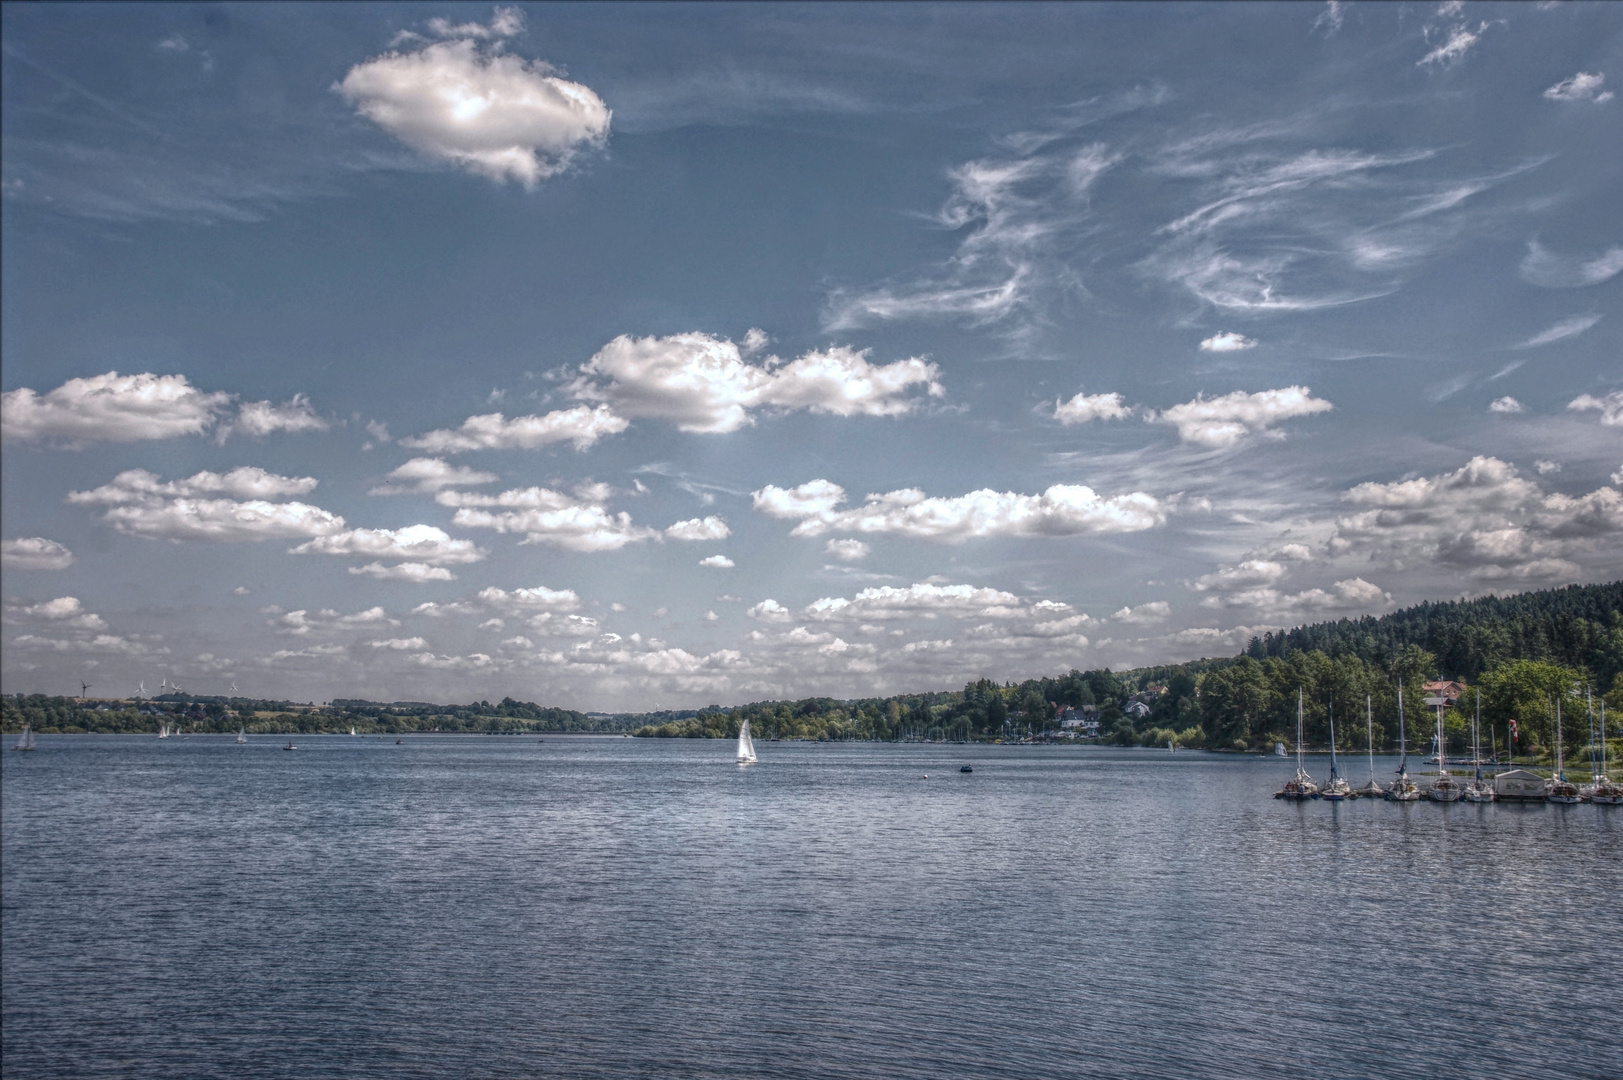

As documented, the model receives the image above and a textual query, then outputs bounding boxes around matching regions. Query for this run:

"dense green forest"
[633,582,1623,760]
[1,694,614,736]
[7,582,1620,760]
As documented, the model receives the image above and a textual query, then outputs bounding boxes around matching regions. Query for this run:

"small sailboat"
[1321,701,1352,800]
[1274,689,1319,800]
[736,717,757,764]
[157,721,171,740]
[1354,696,1385,798]
[1546,697,1581,804]
[1464,690,1495,802]
[1275,741,1288,757]
[1428,691,1462,802]
[283,741,297,751]
[13,724,36,751]
[1387,687,1422,801]
[1586,700,1622,805]
[236,725,247,744]
[350,727,358,737]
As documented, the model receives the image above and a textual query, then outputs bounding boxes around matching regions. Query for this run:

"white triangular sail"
[236,725,247,744]
[736,717,757,763]
[14,724,35,751]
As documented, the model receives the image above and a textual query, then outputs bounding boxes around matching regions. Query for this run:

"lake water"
[3,735,1619,1079]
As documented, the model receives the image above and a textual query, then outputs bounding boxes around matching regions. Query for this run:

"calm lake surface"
[3,735,1619,1079]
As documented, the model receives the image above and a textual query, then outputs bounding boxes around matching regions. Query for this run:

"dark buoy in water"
[961,765,973,773]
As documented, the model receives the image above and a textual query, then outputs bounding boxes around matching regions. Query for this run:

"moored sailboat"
[1464,689,1495,803]
[1354,695,1385,798]
[1274,689,1318,800]
[1321,701,1352,800]
[1586,700,1621,805]
[736,717,757,764]
[1546,697,1580,804]
[1427,689,1462,802]
[1386,687,1422,801]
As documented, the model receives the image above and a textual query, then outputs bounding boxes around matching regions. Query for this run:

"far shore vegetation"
[7,582,1621,772]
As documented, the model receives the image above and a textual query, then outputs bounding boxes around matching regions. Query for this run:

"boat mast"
[1367,695,1375,786]
[1296,688,1305,771]
[1328,699,1338,782]
[1555,696,1564,781]
[1397,686,1407,775]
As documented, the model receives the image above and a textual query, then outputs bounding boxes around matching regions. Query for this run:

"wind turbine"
[135,680,146,700]
[79,679,93,699]
[229,682,239,696]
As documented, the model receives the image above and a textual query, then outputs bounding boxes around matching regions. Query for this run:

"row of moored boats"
[1274,687,1621,805]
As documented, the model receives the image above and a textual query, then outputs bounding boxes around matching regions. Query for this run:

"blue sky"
[3,1,1620,710]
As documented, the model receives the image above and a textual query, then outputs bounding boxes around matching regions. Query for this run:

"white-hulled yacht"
[1547,696,1581,804]
[1464,689,1495,803]
[1354,695,1386,798]
[1586,699,1621,805]
[1274,689,1319,800]
[1321,701,1352,800]
[1427,689,1462,802]
[1387,687,1422,801]
[736,717,757,764]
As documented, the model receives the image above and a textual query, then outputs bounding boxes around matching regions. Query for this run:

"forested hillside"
[633,581,1623,757]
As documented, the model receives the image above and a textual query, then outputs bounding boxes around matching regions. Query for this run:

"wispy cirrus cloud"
[1514,314,1601,349]
[1543,72,1613,104]
[1519,240,1623,288]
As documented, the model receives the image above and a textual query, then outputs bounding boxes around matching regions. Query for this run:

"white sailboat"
[236,725,247,744]
[1427,689,1462,802]
[1354,695,1385,798]
[1586,700,1621,805]
[1274,689,1318,800]
[736,717,757,764]
[349,726,358,737]
[1321,701,1352,800]
[157,721,170,740]
[1547,696,1581,804]
[1387,686,1421,801]
[13,724,36,752]
[1274,741,1288,757]
[1464,689,1495,802]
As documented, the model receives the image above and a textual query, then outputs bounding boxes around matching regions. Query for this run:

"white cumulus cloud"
[824,538,870,562]
[370,457,499,494]
[400,405,628,453]
[337,9,610,188]
[2,372,231,445]
[699,555,735,568]
[216,394,329,443]
[755,480,1165,542]
[1054,391,1131,424]
[1488,396,1524,414]
[1112,601,1171,625]
[440,485,658,551]
[348,562,458,582]
[68,468,342,543]
[665,516,731,541]
[1543,72,1614,104]
[1,537,75,571]
[1568,392,1623,426]
[569,333,942,434]
[290,524,486,565]
[1198,331,1257,352]
[1154,386,1332,447]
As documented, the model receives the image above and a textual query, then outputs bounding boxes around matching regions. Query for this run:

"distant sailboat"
[736,717,757,764]
[1321,701,1352,800]
[1547,697,1581,804]
[1427,689,1462,802]
[349,727,358,737]
[1275,741,1288,757]
[1274,689,1318,800]
[1354,695,1385,798]
[157,722,170,740]
[13,724,36,752]
[1387,687,1421,801]
[1587,700,1621,805]
[236,725,247,744]
[1464,690,1495,802]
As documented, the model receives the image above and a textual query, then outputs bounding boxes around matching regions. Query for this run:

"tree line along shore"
[7,582,1620,764]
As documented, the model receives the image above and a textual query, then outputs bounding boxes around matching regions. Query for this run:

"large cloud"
[1,537,75,571]
[337,10,610,188]
[1154,387,1332,448]
[569,333,942,434]
[440,485,659,551]
[1328,456,1623,581]
[752,479,1165,542]
[68,468,342,542]
[399,406,628,453]
[3,372,231,445]
[290,524,486,565]
[216,394,329,443]
[1568,392,1623,427]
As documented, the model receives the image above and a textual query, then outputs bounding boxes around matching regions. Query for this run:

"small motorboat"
[960,765,973,773]
[283,742,296,751]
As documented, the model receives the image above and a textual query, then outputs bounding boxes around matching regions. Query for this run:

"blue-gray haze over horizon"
[3,2,1620,710]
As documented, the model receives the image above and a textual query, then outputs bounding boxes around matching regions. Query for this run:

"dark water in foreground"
[3,736,1619,1079]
